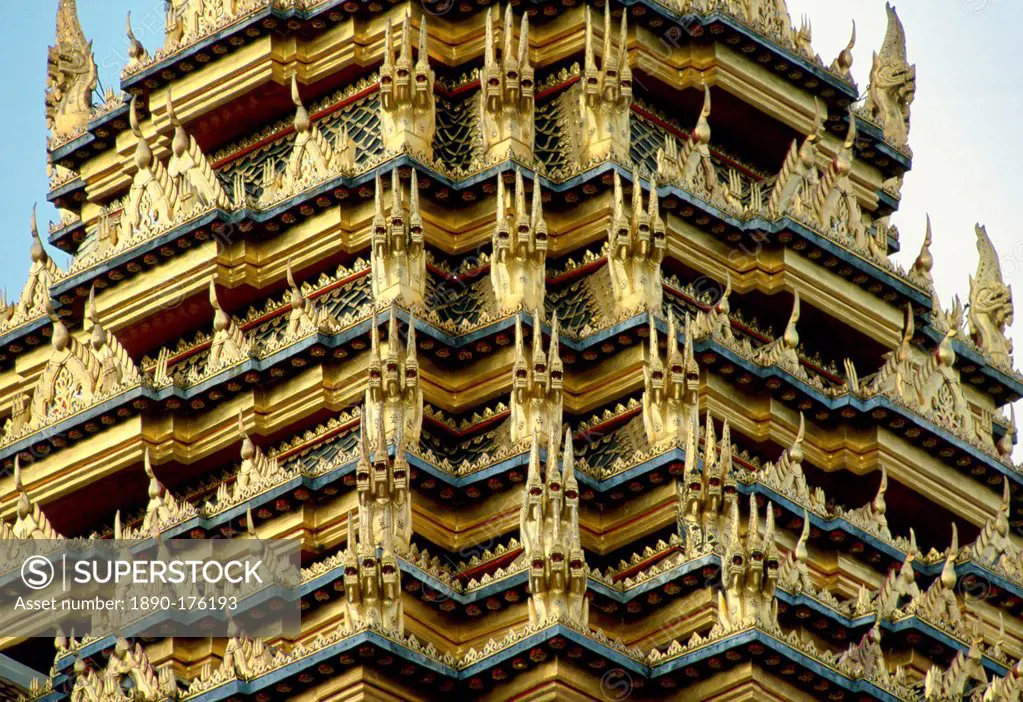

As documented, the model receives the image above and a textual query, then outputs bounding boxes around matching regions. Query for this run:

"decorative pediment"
[363,305,422,447]
[843,467,891,539]
[509,311,563,445]
[206,279,253,372]
[836,624,888,684]
[606,171,665,314]
[258,75,339,206]
[370,169,426,307]
[923,628,986,700]
[491,169,547,313]
[765,99,823,218]
[877,530,920,618]
[3,298,139,445]
[283,261,338,338]
[140,448,195,536]
[2,207,62,333]
[863,3,915,151]
[85,287,141,396]
[810,111,868,251]
[5,458,61,540]
[98,637,177,701]
[909,523,963,633]
[167,90,230,211]
[521,427,588,627]
[479,7,534,162]
[970,478,1015,568]
[761,413,827,512]
[216,412,284,506]
[122,97,175,245]
[968,224,1014,368]
[657,85,741,212]
[379,15,436,159]
[752,291,801,374]
[46,0,97,140]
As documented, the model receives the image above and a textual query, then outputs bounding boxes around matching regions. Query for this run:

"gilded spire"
[129,96,152,171]
[829,20,855,79]
[125,12,149,72]
[910,214,934,289]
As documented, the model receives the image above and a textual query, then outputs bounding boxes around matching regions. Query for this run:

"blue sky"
[1,0,1022,378]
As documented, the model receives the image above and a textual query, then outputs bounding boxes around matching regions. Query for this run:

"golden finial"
[833,20,855,74]
[809,98,823,142]
[693,83,712,145]
[795,509,810,562]
[126,12,146,64]
[245,505,257,537]
[843,106,858,150]
[14,456,31,520]
[790,412,805,465]
[30,204,48,265]
[129,96,152,171]
[912,214,934,282]
[291,73,310,134]
[46,299,69,352]
[782,291,800,350]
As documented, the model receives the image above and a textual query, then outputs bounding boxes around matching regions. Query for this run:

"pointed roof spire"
[602,2,613,68]
[291,73,310,135]
[911,214,934,283]
[416,15,430,72]
[399,13,412,65]
[387,301,401,358]
[747,493,762,552]
[166,88,190,160]
[390,167,403,215]
[795,509,810,562]
[693,84,712,145]
[562,426,577,493]
[502,5,515,66]
[30,205,49,266]
[832,20,855,75]
[129,96,152,171]
[14,456,31,520]
[518,12,530,66]
[584,6,595,74]
[526,430,542,488]
[126,11,147,64]
[484,8,495,65]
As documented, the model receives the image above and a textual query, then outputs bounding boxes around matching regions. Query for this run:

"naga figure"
[864,3,916,150]
[379,15,436,158]
[968,224,1014,367]
[45,0,97,139]
[479,7,534,162]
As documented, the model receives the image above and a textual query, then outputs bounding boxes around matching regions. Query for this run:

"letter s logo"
[21,556,55,590]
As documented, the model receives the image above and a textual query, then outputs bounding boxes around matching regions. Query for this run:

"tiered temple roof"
[3,0,1022,700]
